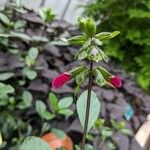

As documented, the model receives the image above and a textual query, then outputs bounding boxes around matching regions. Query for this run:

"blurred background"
[1,0,150,93]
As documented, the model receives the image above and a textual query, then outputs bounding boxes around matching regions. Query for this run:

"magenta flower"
[52,72,72,89]
[109,76,122,88]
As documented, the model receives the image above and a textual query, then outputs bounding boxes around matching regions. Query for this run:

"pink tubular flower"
[52,72,71,89]
[109,76,122,88]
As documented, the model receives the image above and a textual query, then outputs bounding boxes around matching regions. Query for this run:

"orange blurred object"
[42,132,73,150]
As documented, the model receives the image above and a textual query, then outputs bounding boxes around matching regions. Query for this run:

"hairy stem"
[81,61,93,150]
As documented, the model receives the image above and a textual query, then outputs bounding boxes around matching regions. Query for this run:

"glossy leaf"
[77,90,101,132]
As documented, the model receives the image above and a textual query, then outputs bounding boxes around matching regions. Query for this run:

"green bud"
[78,17,86,32]
[85,17,97,37]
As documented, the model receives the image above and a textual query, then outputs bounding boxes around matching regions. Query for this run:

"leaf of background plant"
[101,127,113,138]
[21,136,51,150]
[0,13,10,25]
[58,97,73,109]
[17,91,33,109]
[120,128,132,136]
[107,142,116,150]
[58,109,73,117]
[36,100,55,120]
[31,36,49,42]
[49,93,58,112]
[0,83,14,98]
[84,144,94,150]
[26,70,37,80]
[0,72,14,81]
[51,129,66,139]
[14,20,26,29]
[10,31,31,41]
[28,47,39,60]
[77,90,101,132]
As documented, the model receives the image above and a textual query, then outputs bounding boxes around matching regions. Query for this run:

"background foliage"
[84,0,150,93]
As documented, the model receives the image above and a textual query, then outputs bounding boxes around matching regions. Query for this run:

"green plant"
[52,17,120,150]
[84,0,150,93]
[39,7,55,23]
[35,93,73,120]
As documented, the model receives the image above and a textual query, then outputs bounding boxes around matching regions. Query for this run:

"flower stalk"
[81,60,93,150]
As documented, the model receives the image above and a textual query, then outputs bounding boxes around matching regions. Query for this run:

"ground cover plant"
[84,0,150,93]
[0,1,150,150]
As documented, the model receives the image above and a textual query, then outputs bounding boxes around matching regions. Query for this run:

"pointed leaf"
[77,90,101,132]
[48,93,58,112]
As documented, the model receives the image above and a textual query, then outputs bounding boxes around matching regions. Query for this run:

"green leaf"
[93,68,106,86]
[101,127,113,138]
[0,83,14,98]
[48,93,58,112]
[120,128,132,136]
[10,32,31,41]
[107,142,116,150]
[14,20,26,29]
[69,66,87,77]
[58,109,73,116]
[95,31,120,40]
[58,97,73,109]
[0,72,14,81]
[0,13,10,25]
[75,145,81,150]
[75,68,88,84]
[84,144,94,150]
[31,36,49,42]
[17,91,33,109]
[21,136,51,150]
[85,17,96,37]
[28,47,39,60]
[36,100,55,120]
[68,35,87,45]
[26,70,37,80]
[77,90,101,132]
[51,129,66,139]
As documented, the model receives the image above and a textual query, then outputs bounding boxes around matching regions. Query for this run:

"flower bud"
[109,76,122,88]
[52,72,71,89]
[85,17,96,37]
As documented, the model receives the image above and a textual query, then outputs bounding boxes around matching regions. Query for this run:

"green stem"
[81,60,93,150]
